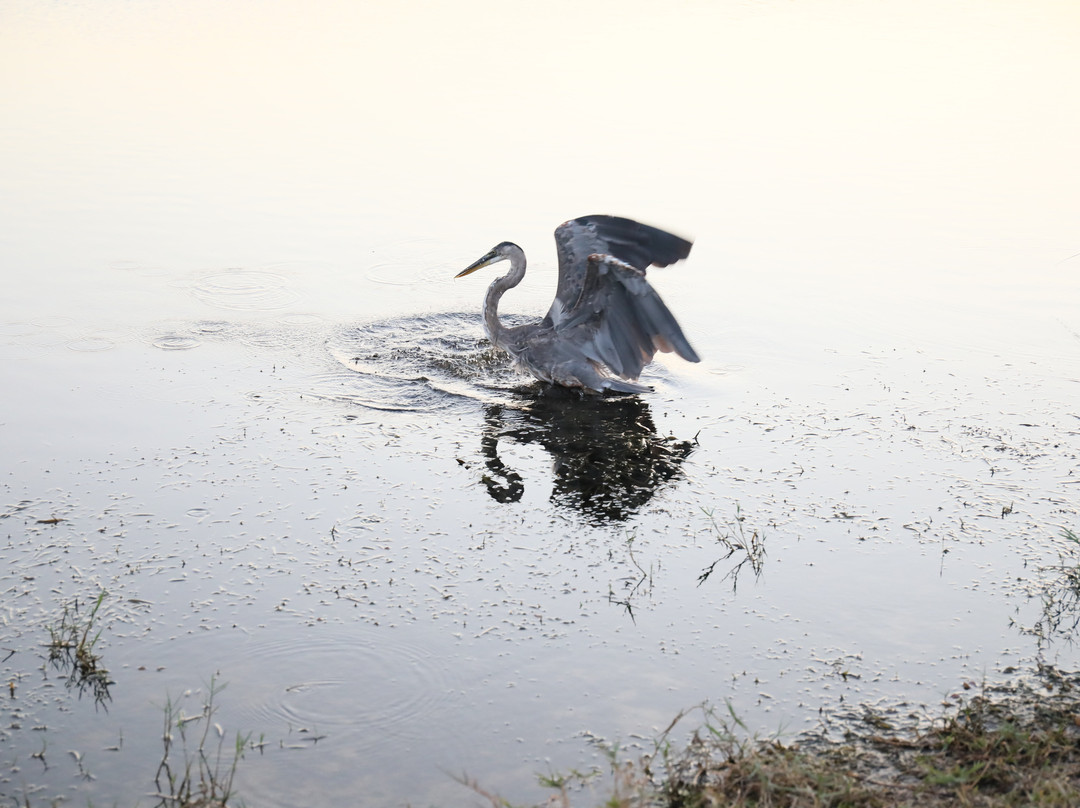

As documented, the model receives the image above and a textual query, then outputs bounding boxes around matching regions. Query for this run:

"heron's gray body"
[457,215,700,394]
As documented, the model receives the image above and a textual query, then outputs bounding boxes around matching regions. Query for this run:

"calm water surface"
[3,1,1080,805]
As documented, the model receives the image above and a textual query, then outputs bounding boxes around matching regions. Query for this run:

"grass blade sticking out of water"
[697,505,767,593]
[1019,528,1080,650]
[45,589,112,707]
[152,676,252,808]
[608,532,655,623]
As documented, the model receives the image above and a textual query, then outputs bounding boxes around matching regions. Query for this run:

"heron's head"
[455,241,520,278]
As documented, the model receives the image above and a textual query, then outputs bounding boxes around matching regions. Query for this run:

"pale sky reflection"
[1,0,1078,344]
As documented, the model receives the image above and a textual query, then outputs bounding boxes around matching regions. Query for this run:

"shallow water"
[3,0,1080,805]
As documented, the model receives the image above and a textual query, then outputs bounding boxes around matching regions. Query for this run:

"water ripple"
[0,322,38,338]
[365,262,450,287]
[152,334,201,351]
[279,313,324,326]
[191,269,301,311]
[66,337,115,352]
[30,315,75,329]
[229,629,455,750]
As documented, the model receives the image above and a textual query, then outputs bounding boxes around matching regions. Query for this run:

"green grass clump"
[45,589,112,705]
[661,681,1080,808]
[463,671,1080,808]
[905,685,1080,807]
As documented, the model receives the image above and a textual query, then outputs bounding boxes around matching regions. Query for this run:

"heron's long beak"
[455,249,499,278]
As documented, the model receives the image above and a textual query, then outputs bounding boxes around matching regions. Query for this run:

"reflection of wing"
[548,215,693,327]
[555,250,700,383]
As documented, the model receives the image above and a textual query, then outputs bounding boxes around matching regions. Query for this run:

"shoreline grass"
[461,666,1080,808]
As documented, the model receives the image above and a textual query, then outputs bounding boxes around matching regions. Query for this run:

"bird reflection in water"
[478,389,695,523]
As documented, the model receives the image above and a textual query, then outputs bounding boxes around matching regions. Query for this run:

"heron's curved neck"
[484,247,526,350]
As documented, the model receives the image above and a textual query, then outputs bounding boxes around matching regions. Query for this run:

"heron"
[455,215,700,394]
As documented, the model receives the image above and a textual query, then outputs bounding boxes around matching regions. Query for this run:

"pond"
[2,1,1080,805]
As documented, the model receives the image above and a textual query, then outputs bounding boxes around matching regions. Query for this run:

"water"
[2,0,1080,805]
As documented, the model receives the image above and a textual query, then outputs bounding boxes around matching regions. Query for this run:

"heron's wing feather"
[547,215,692,327]
[558,253,700,382]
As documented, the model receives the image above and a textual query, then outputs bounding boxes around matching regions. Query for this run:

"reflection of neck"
[481,405,523,503]
[483,249,526,350]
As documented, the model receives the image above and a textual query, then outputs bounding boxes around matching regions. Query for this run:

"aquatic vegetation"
[457,742,650,808]
[654,706,884,808]
[697,505,767,593]
[45,589,112,706]
[454,669,1080,807]
[608,532,656,622]
[152,677,253,808]
[1019,528,1080,649]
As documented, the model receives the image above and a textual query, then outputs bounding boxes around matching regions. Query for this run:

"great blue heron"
[455,215,700,394]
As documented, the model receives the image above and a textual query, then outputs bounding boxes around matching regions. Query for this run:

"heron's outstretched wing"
[546,215,693,327]
[557,253,700,382]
